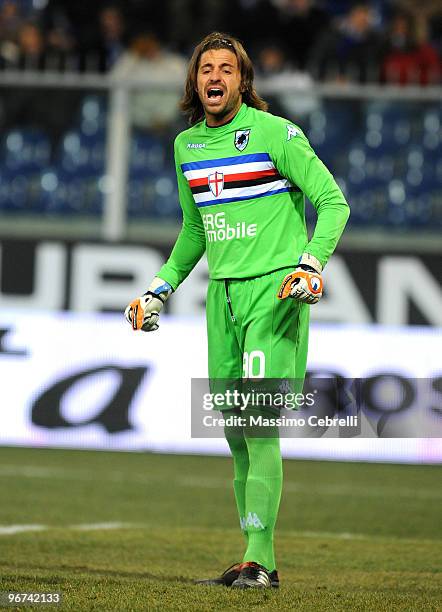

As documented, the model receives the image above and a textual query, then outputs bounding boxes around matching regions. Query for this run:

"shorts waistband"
[211,265,295,283]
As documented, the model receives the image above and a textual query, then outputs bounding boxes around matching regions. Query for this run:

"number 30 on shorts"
[243,350,265,379]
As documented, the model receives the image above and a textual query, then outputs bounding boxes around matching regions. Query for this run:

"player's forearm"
[157,221,206,289]
[305,192,350,267]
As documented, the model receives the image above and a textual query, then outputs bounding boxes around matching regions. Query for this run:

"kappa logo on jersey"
[287,124,300,141]
[208,171,224,197]
[234,129,250,151]
[187,142,206,149]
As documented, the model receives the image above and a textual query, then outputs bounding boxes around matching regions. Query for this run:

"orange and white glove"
[277,253,323,304]
[124,277,173,332]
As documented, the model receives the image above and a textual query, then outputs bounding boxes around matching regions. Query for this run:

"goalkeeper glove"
[277,253,323,304]
[124,277,173,332]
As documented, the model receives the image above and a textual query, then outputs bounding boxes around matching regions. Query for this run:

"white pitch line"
[177,475,442,501]
[0,523,437,545]
[70,522,135,531]
[0,524,46,535]
[289,530,367,540]
[0,465,162,485]
[0,523,367,541]
[0,522,137,536]
[1,464,441,500]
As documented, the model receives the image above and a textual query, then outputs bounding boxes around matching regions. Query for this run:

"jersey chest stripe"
[188,168,279,189]
[183,160,275,181]
[191,173,289,195]
[181,152,271,173]
[196,186,295,207]
[194,178,293,204]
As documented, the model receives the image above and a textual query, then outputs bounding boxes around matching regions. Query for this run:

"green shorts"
[206,267,310,397]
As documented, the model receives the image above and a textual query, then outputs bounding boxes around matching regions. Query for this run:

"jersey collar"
[203,103,248,135]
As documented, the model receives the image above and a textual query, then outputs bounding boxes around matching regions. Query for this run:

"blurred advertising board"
[0,237,441,325]
[0,311,440,463]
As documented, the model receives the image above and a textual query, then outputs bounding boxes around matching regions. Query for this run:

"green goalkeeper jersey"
[158,103,349,289]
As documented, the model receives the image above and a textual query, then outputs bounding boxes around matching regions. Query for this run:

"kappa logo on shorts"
[278,379,293,394]
[234,129,251,151]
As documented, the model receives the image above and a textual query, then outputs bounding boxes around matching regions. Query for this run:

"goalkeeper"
[125,32,349,589]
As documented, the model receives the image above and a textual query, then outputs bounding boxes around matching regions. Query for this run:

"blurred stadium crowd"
[0,0,440,228]
[0,0,440,83]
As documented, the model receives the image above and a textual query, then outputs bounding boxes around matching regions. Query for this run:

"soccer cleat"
[195,562,279,588]
[195,563,242,586]
[231,561,273,589]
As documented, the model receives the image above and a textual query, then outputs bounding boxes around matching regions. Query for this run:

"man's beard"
[204,93,240,119]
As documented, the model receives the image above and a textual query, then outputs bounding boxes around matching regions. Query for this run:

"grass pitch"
[0,447,441,611]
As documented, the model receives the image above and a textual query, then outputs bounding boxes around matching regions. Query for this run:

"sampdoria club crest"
[234,129,251,151]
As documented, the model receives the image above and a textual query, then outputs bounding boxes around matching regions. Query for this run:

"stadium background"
[0,1,441,609]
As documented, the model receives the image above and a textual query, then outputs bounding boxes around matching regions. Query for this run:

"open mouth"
[206,87,224,102]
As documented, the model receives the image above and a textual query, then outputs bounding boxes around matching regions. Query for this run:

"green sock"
[225,420,249,544]
[241,430,282,572]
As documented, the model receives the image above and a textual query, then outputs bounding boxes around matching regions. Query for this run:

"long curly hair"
[180,32,268,126]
